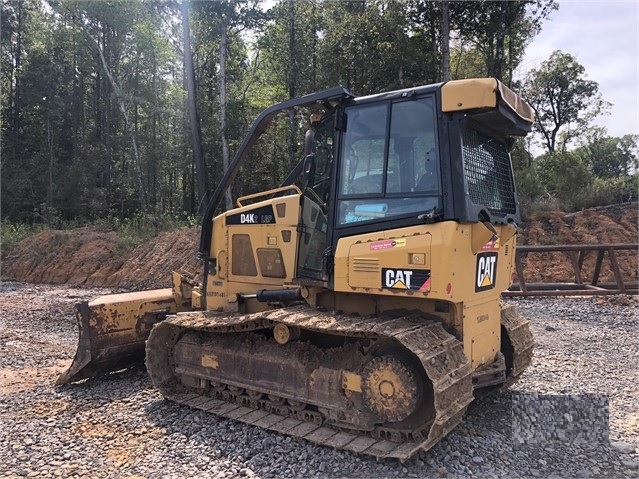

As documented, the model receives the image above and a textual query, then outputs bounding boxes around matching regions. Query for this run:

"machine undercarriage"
[145,305,532,460]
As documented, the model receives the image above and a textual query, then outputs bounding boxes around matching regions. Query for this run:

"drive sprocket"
[361,355,420,423]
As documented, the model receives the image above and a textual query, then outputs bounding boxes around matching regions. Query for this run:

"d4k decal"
[226,205,276,225]
[382,268,431,291]
[475,252,498,292]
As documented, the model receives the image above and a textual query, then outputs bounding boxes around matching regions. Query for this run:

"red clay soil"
[1,203,637,290]
[518,203,638,284]
[1,226,201,290]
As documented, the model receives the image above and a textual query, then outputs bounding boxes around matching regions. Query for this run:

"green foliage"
[107,210,198,252]
[1,210,199,256]
[450,0,557,83]
[533,150,592,210]
[577,132,639,178]
[570,175,639,210]
[515,49,636,212]
[514,167,544,208]
[0,220,44,253]
[518,132,637,213]
[0,0,629,229]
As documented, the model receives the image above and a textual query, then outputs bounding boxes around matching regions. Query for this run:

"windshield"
[337,97,441,225]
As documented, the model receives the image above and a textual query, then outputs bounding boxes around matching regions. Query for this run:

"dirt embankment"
[1,226,201,290]
[518,203,638,284]
[1,203,637,289]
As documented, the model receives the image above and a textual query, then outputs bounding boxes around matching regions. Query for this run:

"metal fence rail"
[504,243,638,297]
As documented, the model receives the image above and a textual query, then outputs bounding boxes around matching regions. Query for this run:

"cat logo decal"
[475,252,498,292]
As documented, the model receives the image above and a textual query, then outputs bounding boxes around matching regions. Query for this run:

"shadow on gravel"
[139,388,635,478]
[55,370,635,478]
[445,391,637,477]
[140,395,444,478]
[54,365,150,402]
[464,390,610,444]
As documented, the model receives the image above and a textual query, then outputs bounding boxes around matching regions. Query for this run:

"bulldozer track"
[146,306,530,460]
[499,304,534,391]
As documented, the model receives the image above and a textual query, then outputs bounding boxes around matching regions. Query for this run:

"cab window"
[338,97,441,225]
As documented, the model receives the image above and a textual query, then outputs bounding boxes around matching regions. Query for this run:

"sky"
[519,0,639,141]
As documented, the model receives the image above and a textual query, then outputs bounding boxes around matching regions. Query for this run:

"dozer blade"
[56,289,179,385]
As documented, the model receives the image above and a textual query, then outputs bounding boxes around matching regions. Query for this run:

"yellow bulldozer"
[58,78,534,460]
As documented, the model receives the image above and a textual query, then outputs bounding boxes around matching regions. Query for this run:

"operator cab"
[297,82,528,284]
[298,91,444,282]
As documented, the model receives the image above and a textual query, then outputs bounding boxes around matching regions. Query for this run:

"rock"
[611,441,636,454]
[2,287,639,479]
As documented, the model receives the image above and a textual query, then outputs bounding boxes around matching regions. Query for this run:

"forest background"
[1,0,637,249]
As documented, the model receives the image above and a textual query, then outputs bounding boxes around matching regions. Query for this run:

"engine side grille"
[352,258,380,273]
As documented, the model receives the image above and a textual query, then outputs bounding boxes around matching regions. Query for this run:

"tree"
[2,0,193,222]
[441,1,450,81]
[190,1,263,211]
[534,150,592,208]
[13,0,634,224]
[523,50,610,154]
[450,0,557,84]
[510,139,543,207]
[577,131,638,179]
[182,0,208,213]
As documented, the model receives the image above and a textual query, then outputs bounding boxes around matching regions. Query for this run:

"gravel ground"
[1,281,637,478]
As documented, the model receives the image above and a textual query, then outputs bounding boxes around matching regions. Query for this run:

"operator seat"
[416,147,438,191]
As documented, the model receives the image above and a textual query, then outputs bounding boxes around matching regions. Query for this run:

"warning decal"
[370,238,406,251]
[481,238,500,251]
[475,252,498,292]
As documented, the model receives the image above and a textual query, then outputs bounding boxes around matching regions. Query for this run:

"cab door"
[296,115,335,282]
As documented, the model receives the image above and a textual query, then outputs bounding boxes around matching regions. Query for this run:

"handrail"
[236,185,301,207]
[505,243,638,297]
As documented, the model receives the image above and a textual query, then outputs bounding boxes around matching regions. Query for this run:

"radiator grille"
[352,258,380,273]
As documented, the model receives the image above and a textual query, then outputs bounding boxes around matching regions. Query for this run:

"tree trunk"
[182,0,209,214]
[91,33,148,211]
[219,26,233,211]
[493,1,508,80]
[103,73,113,204]
[311,0,317,91]
[287,0,296,170]
[429,13,438,83]
[507,23,514,87]
[441,1,451,82]
[12,2,24,137]
[71,14,148,212]
[98,25,112,206]
[47,117,54,207]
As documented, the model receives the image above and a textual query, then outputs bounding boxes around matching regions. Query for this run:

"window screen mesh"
[462,129,516,214]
